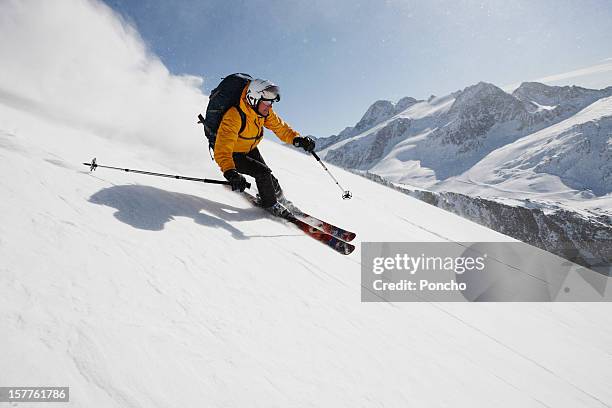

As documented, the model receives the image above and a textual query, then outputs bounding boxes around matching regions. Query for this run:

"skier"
[214,78,316,216]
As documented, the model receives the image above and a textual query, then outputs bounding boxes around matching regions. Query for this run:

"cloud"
[532,61,612,85]
[504,60,612,91]
[0,0,208,155]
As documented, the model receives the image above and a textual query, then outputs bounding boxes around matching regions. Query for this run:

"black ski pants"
[232,148,278,208]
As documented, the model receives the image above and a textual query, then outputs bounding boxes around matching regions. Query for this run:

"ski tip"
[345,232,357,242]
[333,239,356,255]
[342,244,356,255]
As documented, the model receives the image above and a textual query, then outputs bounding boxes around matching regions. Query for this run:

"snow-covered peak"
[318,96,422,150]
[352,96,421,134]
[451,82,513,110]
[447,81,527,125]
[395,96,420,112]
[459,81,505,97]
[353,100,396,132]
[513,81,612,110]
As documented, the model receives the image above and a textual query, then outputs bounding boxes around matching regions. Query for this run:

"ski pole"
[82,157,251,189]
[309,151,352,200]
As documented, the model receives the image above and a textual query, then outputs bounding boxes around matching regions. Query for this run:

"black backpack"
[198,73,252,152]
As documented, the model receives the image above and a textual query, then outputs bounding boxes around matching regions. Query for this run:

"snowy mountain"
[438,96,612,202]
[2,1,612,407]
[318,82,612,196]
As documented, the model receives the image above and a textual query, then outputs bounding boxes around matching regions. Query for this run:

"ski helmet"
[245,78,281,109]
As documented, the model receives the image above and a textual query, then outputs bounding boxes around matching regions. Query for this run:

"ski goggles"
[259,99,276,106]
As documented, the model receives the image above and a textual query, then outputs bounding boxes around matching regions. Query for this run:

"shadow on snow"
[88,184,265,240]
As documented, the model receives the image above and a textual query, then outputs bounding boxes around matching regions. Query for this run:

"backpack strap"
[236,105,247,136]
[209,106,254,163]
[233,106,263,141]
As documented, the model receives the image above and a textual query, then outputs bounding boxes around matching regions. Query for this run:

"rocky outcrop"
[361,172,612,271]
[315,96,421,151]
[324,118,412,169]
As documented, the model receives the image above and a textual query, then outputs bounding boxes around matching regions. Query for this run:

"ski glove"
[224,169,248,192]
[293,136,316,152]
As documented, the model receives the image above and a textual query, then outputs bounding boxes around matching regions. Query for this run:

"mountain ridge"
[315,80,612,203]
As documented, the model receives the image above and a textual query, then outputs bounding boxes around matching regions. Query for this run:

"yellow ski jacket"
[214,84,300,173]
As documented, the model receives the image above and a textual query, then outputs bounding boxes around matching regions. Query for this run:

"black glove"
[224,169,247,192]
[293,136,316,152]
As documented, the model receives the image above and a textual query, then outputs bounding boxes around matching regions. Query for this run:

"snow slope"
[2,100,612,407]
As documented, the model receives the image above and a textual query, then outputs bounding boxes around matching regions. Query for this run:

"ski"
[279,198,356,242]
[284,216,355,255]
[242,192,355,255]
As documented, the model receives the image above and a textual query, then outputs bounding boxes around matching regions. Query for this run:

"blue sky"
[102,0,612,137]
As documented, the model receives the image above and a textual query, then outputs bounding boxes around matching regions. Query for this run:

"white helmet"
[245,78,281,109]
